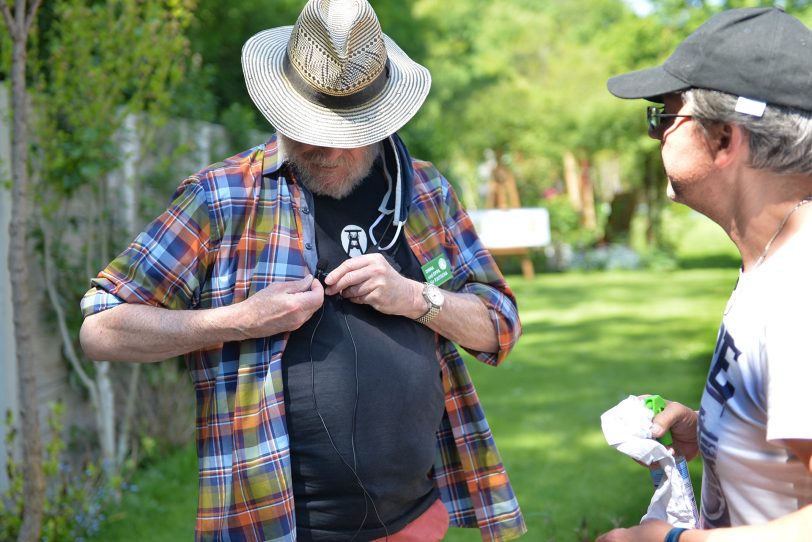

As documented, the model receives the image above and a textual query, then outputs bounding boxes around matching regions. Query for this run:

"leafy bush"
[1,405,108,542]
[543,194,601,249]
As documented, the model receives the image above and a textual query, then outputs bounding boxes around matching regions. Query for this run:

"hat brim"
[607,65,691,103]
[242,26,431,148]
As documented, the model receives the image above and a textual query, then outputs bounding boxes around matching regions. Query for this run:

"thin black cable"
[308,298,390,541]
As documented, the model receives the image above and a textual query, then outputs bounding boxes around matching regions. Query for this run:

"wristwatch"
[416,283,444,325]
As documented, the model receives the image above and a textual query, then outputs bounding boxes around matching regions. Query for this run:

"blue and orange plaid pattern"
[81,135,526,541]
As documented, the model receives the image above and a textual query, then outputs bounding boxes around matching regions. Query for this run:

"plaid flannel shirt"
[81,135,526,541]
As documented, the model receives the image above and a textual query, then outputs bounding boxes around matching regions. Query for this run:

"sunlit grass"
[443,267,735,541]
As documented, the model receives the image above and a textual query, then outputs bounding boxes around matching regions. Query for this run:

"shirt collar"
[261,133,288,178]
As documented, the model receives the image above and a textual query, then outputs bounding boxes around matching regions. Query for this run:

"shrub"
[1,405,108,542]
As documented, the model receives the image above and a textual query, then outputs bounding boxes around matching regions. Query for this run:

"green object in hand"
[643,395,673,446]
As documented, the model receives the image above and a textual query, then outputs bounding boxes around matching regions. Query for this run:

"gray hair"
[683,88,812,175]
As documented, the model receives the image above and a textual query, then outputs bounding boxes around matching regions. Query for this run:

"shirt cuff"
[80,287,124,318]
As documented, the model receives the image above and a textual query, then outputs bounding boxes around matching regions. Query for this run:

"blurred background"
[1,0,810,540]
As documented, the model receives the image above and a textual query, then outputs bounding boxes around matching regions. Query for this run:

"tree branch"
[24,0,42,36]
[0,0,20,40]
[116,363,141,467]
[40,215,97,394]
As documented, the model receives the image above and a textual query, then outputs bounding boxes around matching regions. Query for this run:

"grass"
[90,211,740,542]
[92,442,198,542]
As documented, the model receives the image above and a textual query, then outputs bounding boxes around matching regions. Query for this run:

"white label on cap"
[735,97,767,117]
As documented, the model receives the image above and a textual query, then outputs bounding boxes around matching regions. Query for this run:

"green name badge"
[421,255,452,286]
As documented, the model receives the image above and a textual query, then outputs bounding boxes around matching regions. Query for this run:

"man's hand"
[650,400,700,461]
[323,253,501,353]
[81,275,325,362]
[233,275,325,339]
[323,253,424,318]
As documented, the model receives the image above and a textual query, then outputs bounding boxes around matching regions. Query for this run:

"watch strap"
[664,528,688,542]
[416,283,442,325]
[416,304,441,325]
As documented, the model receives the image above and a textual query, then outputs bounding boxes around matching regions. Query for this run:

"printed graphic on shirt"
[699,324,740,528]
[341,224,368,257]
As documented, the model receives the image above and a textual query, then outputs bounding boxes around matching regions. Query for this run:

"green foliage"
[33,0,195,199]
[186,0,302,120]
[171,0,812,250]
[219,102,265,151]
[0,411,23,540]
[1,406,108,542]
[543,195,599,248]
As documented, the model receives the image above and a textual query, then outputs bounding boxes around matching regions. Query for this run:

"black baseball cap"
[607,7,812,112]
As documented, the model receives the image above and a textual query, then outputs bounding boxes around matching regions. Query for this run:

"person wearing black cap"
[597,7,812,542]
[78,0,526,541]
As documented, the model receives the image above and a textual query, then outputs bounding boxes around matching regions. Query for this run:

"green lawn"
[93,441,198,541]
[92,212,740,542]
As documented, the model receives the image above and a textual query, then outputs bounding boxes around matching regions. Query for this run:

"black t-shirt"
[281,162,445,541]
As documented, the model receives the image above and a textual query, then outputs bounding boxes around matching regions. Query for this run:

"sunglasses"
[646,106,694,138]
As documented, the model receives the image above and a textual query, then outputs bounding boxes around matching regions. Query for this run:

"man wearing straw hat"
[598,7,812,542]
[79,1,525,541]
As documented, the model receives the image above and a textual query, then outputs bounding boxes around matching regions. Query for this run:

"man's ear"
[710,123,746,167]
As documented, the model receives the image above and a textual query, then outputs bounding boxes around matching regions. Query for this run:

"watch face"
[426,286,444,305]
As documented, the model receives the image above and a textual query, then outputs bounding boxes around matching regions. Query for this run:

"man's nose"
[319,147,345,161]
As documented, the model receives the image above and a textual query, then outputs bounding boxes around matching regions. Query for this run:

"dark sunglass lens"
[646,107,659,130]
[646,110,658,135]
[646,107,659,131]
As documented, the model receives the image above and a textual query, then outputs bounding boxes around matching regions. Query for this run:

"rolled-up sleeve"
[439,178,521,366]
[80,288,125,318]
[80,178,216,318]
[459,281,521,365]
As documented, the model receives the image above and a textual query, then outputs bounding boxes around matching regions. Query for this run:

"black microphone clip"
[315,258,329,288]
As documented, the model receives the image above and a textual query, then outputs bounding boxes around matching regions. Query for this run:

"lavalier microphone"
[315,258,329,288]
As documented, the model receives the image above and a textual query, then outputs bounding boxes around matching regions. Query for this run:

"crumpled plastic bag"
[600,395,699,528]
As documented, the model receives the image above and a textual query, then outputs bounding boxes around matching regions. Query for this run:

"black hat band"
[283,53,391,111]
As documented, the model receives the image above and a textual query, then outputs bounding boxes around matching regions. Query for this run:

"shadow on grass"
[678,253,741,270]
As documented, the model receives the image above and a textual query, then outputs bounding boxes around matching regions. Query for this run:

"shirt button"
[301,207,310,214]
[305,243,313,250]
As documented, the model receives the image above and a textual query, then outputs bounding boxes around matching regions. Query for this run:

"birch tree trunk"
[0,1,45,540]
[39,116,147,483]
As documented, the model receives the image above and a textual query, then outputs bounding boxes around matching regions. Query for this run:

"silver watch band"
[416,304,441,325]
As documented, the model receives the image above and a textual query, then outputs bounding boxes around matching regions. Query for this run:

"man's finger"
[324,257,368,284]
[284,274,315,292]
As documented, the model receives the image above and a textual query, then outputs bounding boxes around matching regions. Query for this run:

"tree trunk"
[7,15,45,542]
[563,151,582,211]
[43,216,132,484]
[579,157,597,230]
[643,150,665,247]
[97,361,117,476]
[116,363,141,468]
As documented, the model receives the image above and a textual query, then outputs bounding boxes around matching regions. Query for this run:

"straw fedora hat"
[241,0,432,149]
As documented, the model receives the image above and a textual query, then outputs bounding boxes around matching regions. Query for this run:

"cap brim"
[242,27,431,148]
[607,65,690,103]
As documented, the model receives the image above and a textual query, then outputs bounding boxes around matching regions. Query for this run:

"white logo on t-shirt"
[341,225,368,257]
